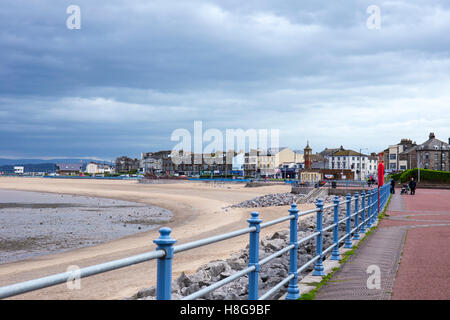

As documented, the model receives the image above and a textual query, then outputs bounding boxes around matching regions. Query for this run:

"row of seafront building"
[128,132,450,180]
[4,132,447,180]
[383,132,450,172]
[134,143,380,181]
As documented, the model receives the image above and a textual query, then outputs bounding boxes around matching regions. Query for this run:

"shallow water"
[0,190,172,264]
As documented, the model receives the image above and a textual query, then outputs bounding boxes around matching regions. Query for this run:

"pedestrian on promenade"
[409,177,417,195]
[390,179,395,194]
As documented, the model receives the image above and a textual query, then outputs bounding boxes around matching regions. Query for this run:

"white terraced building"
[85,162,113,175]
[324,146,378,181]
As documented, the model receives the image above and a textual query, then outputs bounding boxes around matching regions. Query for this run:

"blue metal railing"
[0,182,391,300]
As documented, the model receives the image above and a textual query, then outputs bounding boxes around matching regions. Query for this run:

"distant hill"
[0,158,115,173]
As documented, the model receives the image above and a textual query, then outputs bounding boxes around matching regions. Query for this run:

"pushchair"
[401,184,409,194]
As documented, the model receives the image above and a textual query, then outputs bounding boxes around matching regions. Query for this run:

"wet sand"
[0,190,172,264]
[0,177,315,300]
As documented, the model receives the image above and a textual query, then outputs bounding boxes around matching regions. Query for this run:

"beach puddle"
[0,190,172,264]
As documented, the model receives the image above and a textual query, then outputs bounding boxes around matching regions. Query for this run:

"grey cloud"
[0,0,449,158]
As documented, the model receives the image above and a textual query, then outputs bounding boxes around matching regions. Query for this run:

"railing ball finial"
[289,202,299,215]
[154,227,177,246]
[248,211,262,225]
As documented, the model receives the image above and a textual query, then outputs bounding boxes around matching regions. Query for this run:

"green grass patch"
[298,268,339,300]
[378,194,392,220]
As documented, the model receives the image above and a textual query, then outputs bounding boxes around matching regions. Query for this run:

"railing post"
[313,198,325,276]
[247,211,262,300]
[360,191,366,234]
[371,189,376,225]
[379,186,383,212]
[344,193,352,248]
[331,196,341,261]
[366,190,373,228]
[381,185,384,209]
[153,227,177,300]
[353,192,360,240]
[379,186,382,211]
[286,203,300,300]
[384,183,389,208]
[373,188,379,223]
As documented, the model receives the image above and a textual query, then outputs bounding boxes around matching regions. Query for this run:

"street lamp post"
[359,148,368,182]
[418,151,421,183]
[416,145,426,183]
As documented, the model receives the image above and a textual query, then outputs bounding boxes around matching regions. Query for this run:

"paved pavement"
[314,188,450,300]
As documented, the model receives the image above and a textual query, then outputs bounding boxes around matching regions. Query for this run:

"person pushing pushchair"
[409,177,417,195]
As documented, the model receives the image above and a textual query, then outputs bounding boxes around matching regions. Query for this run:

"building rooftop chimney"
[429,132,435,139]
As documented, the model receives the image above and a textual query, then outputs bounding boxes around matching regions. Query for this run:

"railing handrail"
[0,182,391,300]
[0,249,165,299]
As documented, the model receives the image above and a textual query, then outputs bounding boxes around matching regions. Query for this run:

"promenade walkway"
[314,188,450,300]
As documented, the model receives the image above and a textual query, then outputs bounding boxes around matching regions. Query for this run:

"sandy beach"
[0,177,315,300]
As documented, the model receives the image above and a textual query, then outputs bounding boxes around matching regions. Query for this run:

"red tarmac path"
[381,188,450,300]
[315,187,450,300]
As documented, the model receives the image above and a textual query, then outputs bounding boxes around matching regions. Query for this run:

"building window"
[390,154,396,160]
[400,165,406,170]
[390,163,396,169]
[425,153,429,160]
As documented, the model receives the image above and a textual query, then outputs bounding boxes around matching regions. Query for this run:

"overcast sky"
[1,0,449,160]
